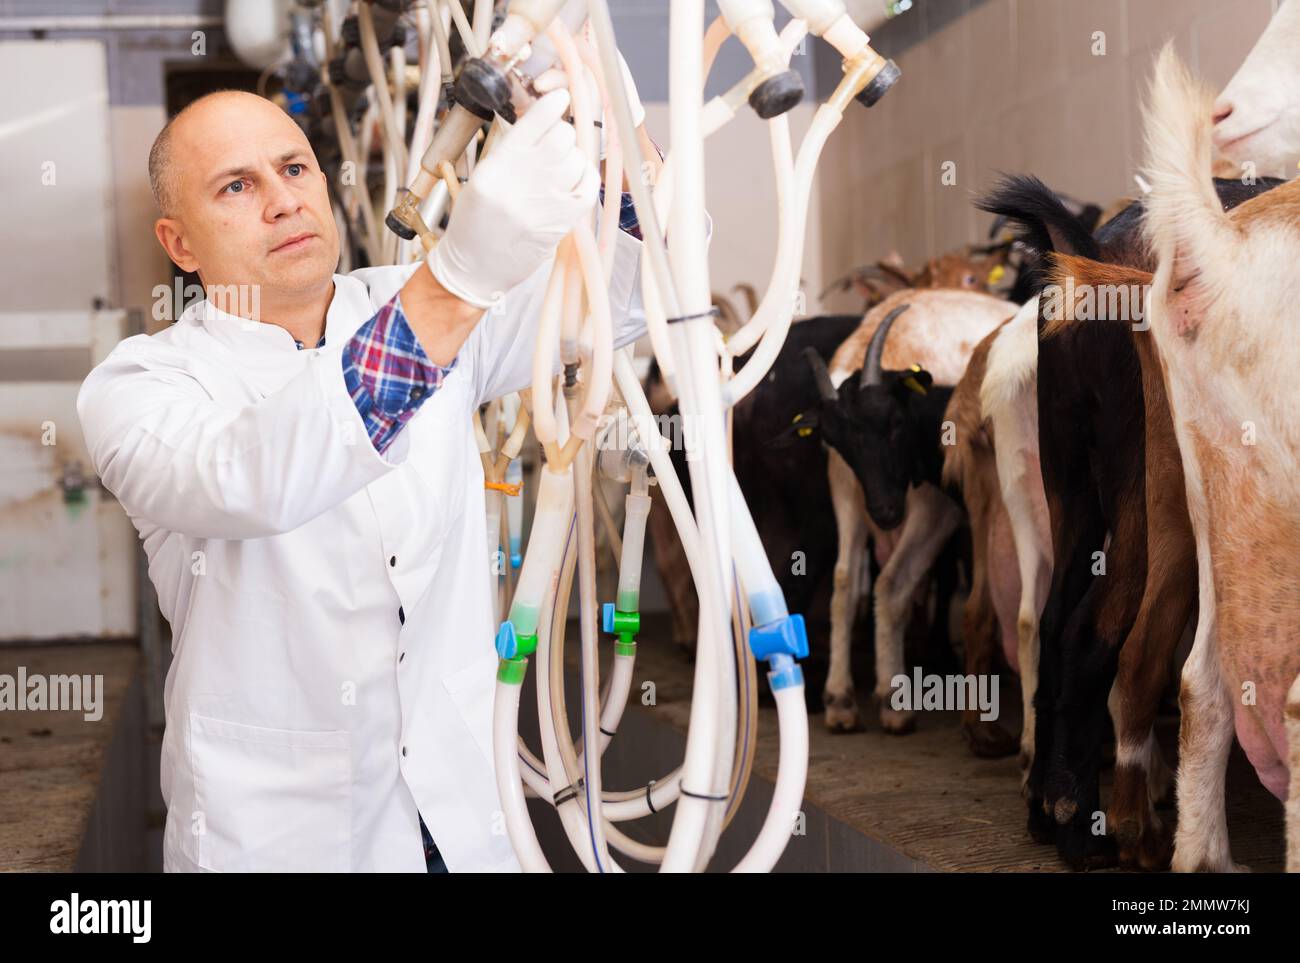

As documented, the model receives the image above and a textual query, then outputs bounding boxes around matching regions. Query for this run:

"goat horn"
[861,303,910,387]
[803,347,840,402]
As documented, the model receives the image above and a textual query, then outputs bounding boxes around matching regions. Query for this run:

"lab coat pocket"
[441,653,500,767]
[189,712,352,872]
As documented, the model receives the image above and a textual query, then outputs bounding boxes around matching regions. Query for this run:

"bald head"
[148,90,310,217]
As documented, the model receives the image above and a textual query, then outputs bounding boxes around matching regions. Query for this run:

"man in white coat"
[78,85,655,871]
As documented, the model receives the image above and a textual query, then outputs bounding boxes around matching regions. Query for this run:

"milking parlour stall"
[0,0,1297,945]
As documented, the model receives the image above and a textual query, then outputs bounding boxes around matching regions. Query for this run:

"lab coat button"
[402,746,408,757]
[399,606,405,625]
[399,651,405,663]
[390,555,397,567]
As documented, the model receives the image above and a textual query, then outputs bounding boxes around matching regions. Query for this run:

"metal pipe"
[0,15,221,31]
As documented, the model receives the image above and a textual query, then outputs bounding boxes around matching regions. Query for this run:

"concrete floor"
[531,613,1285,872]
[1,619,1284,872]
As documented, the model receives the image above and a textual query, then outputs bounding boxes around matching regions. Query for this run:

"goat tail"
[1142,44,1236,292]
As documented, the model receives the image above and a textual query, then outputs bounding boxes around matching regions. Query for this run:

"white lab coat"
[77,230,645,872]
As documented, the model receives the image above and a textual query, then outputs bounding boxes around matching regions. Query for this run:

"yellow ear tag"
[797,427,814,438]
[902,364,928,396]
[987,264,1006,285]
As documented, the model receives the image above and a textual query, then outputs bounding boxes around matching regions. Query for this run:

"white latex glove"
[427,89,599,309]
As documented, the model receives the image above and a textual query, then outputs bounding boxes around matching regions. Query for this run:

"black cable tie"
[553,784,579,806]
[645,780,658,814]
[666,306,721,326]
[599,726,616,737]
[680,786,729,802]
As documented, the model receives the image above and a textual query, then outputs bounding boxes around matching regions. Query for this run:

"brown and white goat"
[942,316,1027,757]
[1143,46,1300,872]
[945,296,1054,773]
[822,248,1008,309]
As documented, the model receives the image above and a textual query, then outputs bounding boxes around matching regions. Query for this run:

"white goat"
[1212,0,1300,177]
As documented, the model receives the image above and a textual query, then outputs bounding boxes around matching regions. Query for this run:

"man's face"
[157,93,340,307]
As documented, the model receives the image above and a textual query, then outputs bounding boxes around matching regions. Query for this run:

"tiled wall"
[815,0,1282,315]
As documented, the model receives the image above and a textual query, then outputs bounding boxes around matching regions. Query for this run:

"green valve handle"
[495,621,537,660]
[602,604,639,654]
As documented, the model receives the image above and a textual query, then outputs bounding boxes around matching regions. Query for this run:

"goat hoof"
[878,705,917,735]
[1114,812,1173,872]
[822,690,861,732]
[1043,767,1085,826]
[1056,817,1117,872]
[962,720,1019,758]
[1052,796,1079,826]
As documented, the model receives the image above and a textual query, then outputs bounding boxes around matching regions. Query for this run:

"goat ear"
[881,249,907,271]
[852,277,881,301]
[765,409,820,449]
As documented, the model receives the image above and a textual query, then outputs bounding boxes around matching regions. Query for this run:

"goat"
[939,316,1026,757]
[980,298,1054,784]
[821,247,1008,310]
[940,296,1054,770]
[804,290,1015,735]
[1212,0,1300,178]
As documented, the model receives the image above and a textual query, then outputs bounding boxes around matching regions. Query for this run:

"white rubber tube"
[657,0,736,874]
[727,468,785,622]
[730,682,809,872]
[615,489,651,612]
[573,439,615,871]
[532,510,600,871]
[494,677,552,871]
[508,465,573,639]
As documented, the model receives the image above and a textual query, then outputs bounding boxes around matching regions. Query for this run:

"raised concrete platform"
[0,641,149,872]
